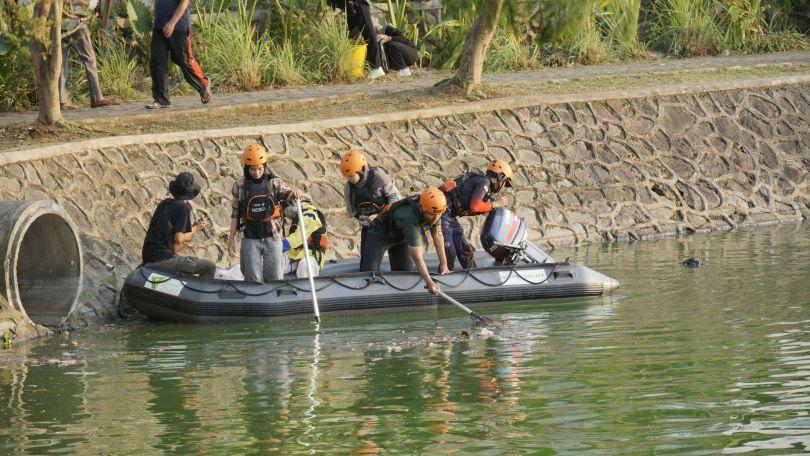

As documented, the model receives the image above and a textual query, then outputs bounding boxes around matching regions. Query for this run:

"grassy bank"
[1,0,808,112]
[2,61,807,151]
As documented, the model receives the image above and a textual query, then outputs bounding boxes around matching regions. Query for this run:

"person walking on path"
[141,172,216,278]
[59,0,118,110]
[147,0,212,109]
[328,0,386,79]
[228,144,297,283]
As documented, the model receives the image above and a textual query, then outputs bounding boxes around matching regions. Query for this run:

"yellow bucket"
[350,44,367,79]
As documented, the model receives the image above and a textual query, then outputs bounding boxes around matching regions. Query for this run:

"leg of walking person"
[59,35,74,106]
[347,2,382,70]
[167,30,210,102]
[73,25,103,105]
[150,32,172,106]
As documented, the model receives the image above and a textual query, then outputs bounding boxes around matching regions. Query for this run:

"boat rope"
[135,261,558,297]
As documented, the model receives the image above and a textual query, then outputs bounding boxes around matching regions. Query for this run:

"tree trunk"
[437,0,504,97]
[27,0,64,126]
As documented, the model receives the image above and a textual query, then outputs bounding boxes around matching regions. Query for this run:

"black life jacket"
[376,195,434,240]
[352,168,392,217]
[238,176,281,230]
[287,207,329,263]
[439,172,491,217]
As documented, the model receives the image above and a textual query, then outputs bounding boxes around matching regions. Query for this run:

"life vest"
[439,172,491,217]
[238,176,281,227]
[376,195,434,240]
[288,207,329,263]
[352,168,393,217]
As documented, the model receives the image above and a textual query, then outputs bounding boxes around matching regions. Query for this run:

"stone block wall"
[0,81,807,324]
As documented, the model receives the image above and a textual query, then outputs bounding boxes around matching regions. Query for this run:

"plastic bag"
[215,264,244,281]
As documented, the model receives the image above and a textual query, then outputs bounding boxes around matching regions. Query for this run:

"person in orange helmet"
[340,149,401,253]
[438,160,514,270]
[228,144,297,282]
[360,187,450,295]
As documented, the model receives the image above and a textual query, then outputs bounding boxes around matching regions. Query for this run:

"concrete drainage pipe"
[0,200,83,326]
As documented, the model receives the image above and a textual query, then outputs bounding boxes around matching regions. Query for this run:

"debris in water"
[458,330,470,339]
[478,328,496,339]
[682,258,702,268]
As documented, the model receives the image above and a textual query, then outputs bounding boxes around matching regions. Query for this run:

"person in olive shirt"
[360,187,450,295]
[142,172,215,278]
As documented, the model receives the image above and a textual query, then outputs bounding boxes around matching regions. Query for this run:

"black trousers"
[150,30,208,105]
[359,233,414,272]
[441,215,477,270]
[383,41,418,70]
[346,2,382,69]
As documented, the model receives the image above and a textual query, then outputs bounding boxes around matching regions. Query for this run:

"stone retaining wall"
[0,77,807,324]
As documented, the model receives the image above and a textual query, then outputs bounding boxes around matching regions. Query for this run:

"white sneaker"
[369,67,385,80]
[396,67,412,77]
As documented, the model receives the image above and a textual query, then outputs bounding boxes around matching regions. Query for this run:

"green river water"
[1,223,808,454]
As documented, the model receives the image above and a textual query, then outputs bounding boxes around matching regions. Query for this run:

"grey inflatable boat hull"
[124,249,620,324]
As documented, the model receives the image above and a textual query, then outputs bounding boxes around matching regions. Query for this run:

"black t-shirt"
[153,0,191,32]
[142,199,193,264]
[243,177,275,240]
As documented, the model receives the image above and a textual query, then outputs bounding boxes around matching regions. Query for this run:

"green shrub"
[301,10,359,83]
[485,31,538,72]
[648,0,725,56]
[0,47,36,111]
[267,40,307,86]
[195,0,273,91]
[97,37,144,100]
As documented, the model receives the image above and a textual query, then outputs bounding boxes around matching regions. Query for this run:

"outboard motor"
[480,207,553,265]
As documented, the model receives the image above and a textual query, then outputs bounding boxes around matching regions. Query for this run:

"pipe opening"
[16,213,82,326]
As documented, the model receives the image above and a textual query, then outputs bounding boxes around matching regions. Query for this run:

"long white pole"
[296,198,320,322]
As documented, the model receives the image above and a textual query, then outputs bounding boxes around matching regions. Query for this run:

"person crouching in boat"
[141,172,216,278]
[340,149,401,251]
[280,198,329,278]
[228,144,296,283]
[360,187,450,295]
[439,160,514,270]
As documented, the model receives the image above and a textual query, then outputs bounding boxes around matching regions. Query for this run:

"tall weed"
[98,37,144,99]
[485,31,538,71]
[195,0,273,91]
[302,10,360,83]
[0,47,36,111]
[648,0,725,56]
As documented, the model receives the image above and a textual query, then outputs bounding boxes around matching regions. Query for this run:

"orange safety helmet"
[419,187,447,215]
[340,150,368,178]
[243,144,268,166]
[486,159,514,187]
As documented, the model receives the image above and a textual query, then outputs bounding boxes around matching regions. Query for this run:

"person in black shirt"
[142,172,216,278]
[377,25,418,77]
[146,0,212,109]
[328,0,385,79]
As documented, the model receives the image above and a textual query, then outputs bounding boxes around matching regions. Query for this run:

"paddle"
[295,197,321,323]
[436,290,494,326]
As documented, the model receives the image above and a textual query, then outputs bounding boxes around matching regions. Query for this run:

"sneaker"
[396,67,412,77]
[145,101,171,110]
[201,77,212,104]
[369,67,385,80]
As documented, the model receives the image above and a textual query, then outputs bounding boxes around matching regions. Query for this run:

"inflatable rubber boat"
[123,209,619,323]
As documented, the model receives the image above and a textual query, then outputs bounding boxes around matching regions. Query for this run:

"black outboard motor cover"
[480,207,528,263]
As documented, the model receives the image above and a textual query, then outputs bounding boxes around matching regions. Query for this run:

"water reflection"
[0,223,807,454]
